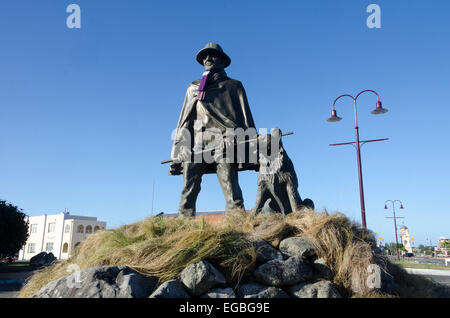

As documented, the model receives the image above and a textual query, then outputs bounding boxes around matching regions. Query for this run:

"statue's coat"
[170,72,257,175]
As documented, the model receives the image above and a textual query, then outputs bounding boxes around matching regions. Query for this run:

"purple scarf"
[197,71,210,101]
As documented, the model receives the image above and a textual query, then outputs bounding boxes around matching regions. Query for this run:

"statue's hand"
[169,162,182,175]
[169,147,191,175]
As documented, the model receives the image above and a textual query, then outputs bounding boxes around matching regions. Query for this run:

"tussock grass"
[19,209,447,298]
[19,214,256,298]
[220,210,383,296]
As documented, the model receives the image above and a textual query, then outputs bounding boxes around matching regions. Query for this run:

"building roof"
[65,214,98,221]
[27,212,104,222]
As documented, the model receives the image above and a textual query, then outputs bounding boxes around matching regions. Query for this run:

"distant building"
[399,225,413,254]
[18,212,106,260]
[437,237,450,257]
[437,237,449,249]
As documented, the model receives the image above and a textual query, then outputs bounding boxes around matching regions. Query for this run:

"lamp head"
[371,101,389,115]
[400,204,404,209]
[327,109,342,122]
[384,204,388,210]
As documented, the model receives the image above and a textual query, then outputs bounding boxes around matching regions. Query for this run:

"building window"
[77,225,84,233]
[62,243,69,253]
[45,242,54,253]
[94,226,100,232]
[64,224,71,233]
[27,243,36,253]
[30,224,38,234]
[48,222,56,233]
[86,225,92,234]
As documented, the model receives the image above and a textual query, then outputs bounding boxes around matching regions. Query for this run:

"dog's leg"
[254,183,270,214]
[267,185,285,216]
[286,182,302,213]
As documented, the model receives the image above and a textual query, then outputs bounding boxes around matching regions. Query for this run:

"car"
[0,256,18,263]
[403,253,415,258]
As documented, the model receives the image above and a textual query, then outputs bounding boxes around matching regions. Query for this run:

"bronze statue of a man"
[169,43,256,217]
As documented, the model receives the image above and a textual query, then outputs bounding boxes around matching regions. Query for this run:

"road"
[388,255,449,266]
[0,271,34,298]
[414,256,447,265]
[0,283,22,298]
[404,268,450,287]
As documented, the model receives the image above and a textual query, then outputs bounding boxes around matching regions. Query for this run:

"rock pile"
[30,236,386,298]
[30,252,56,267]
[33,266,158,298]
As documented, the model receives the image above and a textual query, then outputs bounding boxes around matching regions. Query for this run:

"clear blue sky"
[1,0,449,246]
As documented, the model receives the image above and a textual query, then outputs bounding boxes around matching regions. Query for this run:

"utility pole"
[384,200,405,261]
[327,89,389,228]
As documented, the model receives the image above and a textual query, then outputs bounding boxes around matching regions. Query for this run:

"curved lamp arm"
[332,94,355,110]
[385,199,404,209]
[355,89,380,102]
[328,89,387,124]
[332,94,358,126]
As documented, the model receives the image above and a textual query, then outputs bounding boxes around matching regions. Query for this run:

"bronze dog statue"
[254,128,314,215]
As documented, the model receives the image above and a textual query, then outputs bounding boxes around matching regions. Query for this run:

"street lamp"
[327,89,389,229]
[384,200,405,261]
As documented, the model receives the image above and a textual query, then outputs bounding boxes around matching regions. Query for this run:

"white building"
[18,212,106,260]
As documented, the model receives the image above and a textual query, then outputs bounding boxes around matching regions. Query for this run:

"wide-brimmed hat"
[196,43,231,68]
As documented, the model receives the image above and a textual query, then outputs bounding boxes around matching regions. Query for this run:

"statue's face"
[203,52,225,72]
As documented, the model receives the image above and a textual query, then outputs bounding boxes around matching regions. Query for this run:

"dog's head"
[258,128,284,173]
[258,128,283,157]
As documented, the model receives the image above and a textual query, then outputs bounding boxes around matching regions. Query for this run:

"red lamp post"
[384,200,405,261]
[327,89,389,229]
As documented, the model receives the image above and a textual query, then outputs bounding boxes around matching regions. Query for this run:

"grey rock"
[279,237,317,258]
[115,268,158,298]
[236,283,289,298]
[253,255,313,287]
[43,253,56,265]
[180,260,226,296]
[33,266,158,298]
[30,252,46,266]
[313,258,333,280]
[149,279,190,298]
[30,252,55,267]
[200,287,236,298]
[288,280,341,298]
[252,239,284,264]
